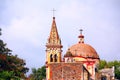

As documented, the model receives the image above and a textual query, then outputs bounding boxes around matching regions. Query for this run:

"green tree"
[0,28,29,79]
[98,60,108,70]
[0,71,21,80]
[29,66,46,80]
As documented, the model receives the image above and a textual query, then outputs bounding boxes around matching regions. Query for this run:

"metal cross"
[51,8,56,17]
[79,29,83,34]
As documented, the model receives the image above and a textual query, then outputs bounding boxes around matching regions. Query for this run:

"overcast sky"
[0,0,120,74]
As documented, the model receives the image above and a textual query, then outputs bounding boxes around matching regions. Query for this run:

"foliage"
[0,28,29,79]
[0,71,21,80]
[98,60,107,70]
[29,66,46,80]
[99,60,120,79]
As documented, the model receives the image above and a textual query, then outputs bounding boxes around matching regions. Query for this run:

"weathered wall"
[48,62,89,80]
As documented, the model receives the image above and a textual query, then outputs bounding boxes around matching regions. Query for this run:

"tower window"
[50,54,53,62]
[54,54,57,62]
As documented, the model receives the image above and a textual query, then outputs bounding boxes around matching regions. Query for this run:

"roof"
[65,43,99,59]
[46,17,62,48]
[100,67,115,76]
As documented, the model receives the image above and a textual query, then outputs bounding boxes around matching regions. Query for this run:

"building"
[45,17,114,80]
[98,66,115,80]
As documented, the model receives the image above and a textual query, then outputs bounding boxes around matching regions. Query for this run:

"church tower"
[46,17,63,63]
[46,17,63,79]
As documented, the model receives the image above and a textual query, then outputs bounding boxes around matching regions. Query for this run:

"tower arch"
[54,54,57,62]
[50,54,53,62]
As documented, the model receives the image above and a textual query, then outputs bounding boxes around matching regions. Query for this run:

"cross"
[51,8,56,17]
[79,29,83,34]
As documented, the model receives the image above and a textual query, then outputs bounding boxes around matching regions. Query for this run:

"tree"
[0,28,29,79]
[0,71,21,80]
[29,66,46,80]
[98,60,107,70]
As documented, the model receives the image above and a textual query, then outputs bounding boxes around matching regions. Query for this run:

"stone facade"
[48,62,90,80]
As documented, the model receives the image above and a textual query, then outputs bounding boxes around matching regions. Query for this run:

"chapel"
[45,17,114,80]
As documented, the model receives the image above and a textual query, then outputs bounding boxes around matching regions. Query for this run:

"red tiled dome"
[66,43,99,59]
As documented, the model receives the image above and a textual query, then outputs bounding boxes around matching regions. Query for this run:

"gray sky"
[0,0,120,74]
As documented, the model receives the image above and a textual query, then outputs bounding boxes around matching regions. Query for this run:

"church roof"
[46,17,62,48]
[66,43,99,59]
[100,67,114,76]
[64,30,99,59]
[49,17,60,40]
[64,49,73,57]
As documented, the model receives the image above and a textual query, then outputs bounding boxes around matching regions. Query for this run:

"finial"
[79,29,83,35]
[51,8,56,17]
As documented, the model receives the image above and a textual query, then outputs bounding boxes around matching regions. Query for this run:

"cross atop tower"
[51,8,56,17]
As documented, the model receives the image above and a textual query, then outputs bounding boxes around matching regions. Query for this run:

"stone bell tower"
[46,17,63,79]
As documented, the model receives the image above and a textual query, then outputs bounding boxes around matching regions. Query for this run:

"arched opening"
[50,54,53,62]
[54,54,57,62]
[101,76,107,80]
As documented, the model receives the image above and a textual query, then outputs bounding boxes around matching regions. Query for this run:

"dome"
[65,43,99,59]
[64,29,99,59]
[64,49,73,57]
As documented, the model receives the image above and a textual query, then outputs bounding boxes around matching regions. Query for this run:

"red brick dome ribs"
[66,43,99,59]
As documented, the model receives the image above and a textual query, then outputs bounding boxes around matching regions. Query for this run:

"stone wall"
[48,62,89,80]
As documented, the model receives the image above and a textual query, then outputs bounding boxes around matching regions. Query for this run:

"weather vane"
[51,8,56,17]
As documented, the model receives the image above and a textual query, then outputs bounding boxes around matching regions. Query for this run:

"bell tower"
[46,17,63,79]
[46,17,63,64]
